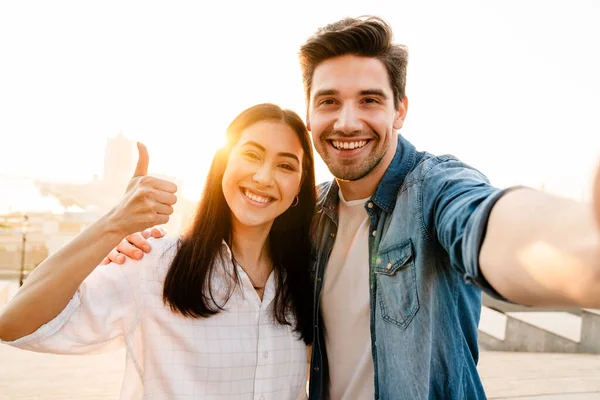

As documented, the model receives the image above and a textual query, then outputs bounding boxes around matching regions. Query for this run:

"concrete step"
[478,306,600,354]
[580,309,600,353]
[479,305,507,341]
[507,311,581,343]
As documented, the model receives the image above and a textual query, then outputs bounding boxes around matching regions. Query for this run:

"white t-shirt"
[4,236,308,400]
[321,191,374,399]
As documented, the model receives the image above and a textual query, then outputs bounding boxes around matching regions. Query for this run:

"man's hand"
[100,227,166,265]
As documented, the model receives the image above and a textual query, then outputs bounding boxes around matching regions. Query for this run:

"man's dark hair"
[299,16,408,109]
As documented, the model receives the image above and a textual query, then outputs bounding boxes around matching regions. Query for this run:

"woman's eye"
[279,164,295,171]
[244,152,260,160]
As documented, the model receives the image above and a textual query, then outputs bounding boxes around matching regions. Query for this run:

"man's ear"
[393,97,409,130]
[306,116,311,132]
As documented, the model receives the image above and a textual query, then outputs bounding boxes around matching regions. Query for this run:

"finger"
[125,232,151,253]
[106,248,125,265]
[153,203,174,216]
[117,237,146,258]
[151,178,178,194]
[150,226,165,238]
[141,229,152,239]
[133,142,149,178]
[154,214,170,225]
[99,257,111,266]
[154,190,178,206]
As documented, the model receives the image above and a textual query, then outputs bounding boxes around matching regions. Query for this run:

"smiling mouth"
[329,140,370,150]
[242,188,274,204]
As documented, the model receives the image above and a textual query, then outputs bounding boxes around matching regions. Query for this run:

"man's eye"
[319,99,335,106]
[364,97,379,104]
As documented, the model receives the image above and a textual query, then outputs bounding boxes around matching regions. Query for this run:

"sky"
[1,0,599,204]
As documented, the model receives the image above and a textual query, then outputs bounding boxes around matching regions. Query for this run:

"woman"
[0,103,315,399]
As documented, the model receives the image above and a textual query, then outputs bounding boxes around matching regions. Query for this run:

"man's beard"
[323,141,388,181]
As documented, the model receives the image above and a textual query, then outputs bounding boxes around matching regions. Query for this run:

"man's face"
[307,55,407,182]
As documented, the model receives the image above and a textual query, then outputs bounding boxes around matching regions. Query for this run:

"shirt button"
[367,202,374,209]
[259,396,265,400]
[263,351,268,359]
[313,366,320,371]
[372,230,377,237]
[386,262,392,270]
[329,232,335,238]
[316,277,322,283]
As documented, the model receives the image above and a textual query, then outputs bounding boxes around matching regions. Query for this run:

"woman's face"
[222,120,304,231]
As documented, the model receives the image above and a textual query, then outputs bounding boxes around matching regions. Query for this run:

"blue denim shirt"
[308,135,512,399]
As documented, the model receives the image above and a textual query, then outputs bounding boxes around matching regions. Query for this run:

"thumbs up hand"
[107,143,178,237]
[133,141,150,177]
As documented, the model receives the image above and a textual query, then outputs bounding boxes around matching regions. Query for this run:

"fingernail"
[134,250,143,258]
[117,255,125,264]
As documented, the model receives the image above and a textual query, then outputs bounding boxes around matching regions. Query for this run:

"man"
[107,16,600,399]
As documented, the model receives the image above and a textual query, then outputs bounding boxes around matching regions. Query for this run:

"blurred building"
[103,132,136,188]
[0,132,189,278]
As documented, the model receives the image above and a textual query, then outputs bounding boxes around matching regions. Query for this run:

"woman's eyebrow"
[242,141,300,163]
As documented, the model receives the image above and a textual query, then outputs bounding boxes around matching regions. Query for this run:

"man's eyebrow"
[313,89,339,98]
[241,141,300,163]
[359,89,388,98]
[312,88,388,99]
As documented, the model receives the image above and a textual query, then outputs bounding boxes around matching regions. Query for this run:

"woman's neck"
[230,220,272,275]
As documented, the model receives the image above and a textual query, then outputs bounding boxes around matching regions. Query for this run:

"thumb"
[133,142,149,177]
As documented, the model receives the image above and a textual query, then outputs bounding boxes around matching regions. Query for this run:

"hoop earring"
[290,195,299,208]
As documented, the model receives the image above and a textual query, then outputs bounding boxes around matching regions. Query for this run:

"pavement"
[0,345,599,399]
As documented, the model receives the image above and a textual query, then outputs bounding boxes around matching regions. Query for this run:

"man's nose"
[333,104,362,133]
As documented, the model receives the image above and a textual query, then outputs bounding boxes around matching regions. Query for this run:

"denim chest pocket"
[374,239,419,329]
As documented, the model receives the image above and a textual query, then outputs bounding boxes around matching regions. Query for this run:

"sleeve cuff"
[462,185,526,302]
[2,292,81,347]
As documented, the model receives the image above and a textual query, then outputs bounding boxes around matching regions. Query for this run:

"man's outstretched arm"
[480,171,600,308]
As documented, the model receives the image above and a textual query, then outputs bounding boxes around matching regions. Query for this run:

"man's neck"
[337,136,398,201]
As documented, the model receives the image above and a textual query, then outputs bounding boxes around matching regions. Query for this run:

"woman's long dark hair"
[163,103,315,344]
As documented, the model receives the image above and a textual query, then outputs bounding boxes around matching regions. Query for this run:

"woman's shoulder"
[146,234,180,265]
[119,234,179,272]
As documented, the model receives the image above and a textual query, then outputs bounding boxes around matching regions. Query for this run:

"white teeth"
[332,140,367,150]
[244,189,271,204]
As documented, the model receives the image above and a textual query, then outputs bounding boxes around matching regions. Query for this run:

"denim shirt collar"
[319,135,417,218]
[321,179,340,225]
[371,135,417,213]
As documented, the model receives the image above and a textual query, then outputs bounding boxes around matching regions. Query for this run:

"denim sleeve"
[421,158,516,300]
